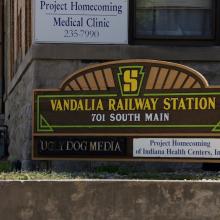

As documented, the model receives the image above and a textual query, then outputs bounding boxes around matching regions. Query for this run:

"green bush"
[0,161,12,172]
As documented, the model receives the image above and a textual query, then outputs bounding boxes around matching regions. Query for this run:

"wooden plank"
[76,76,90,91]
[103,68,115,88]
[154,68,169,89]
[94,70,107,91]
[85,72,99,91]
[163,70,178,89]
[145,67,159,89]
[182,77,196,89]
[173,73,188,89]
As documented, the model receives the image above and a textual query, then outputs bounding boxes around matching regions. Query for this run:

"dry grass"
[0,162,220,180]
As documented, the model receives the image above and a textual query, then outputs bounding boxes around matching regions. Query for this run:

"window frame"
[130,0,220,45]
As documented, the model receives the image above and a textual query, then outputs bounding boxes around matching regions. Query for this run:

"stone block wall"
[4,62,34,162]
[0,180,220,220]
[4,51,220,169]
[4,59,97,166]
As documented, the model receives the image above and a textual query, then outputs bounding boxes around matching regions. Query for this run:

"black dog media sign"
[34,136,127,158]
[33,60,220,162]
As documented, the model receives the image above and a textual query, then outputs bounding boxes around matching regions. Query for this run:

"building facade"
[3,0,220,169]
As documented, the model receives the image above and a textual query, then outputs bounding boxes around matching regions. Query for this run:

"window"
[135,0,214,40]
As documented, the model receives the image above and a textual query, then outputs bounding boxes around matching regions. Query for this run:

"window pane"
[137,0,212,9]
[136,0,213,38]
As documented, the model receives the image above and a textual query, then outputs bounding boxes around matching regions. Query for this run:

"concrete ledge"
[32,44,220,61]
[7,43,220,95]
[0,180,220,220]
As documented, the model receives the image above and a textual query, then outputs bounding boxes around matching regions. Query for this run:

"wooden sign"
[33,59,220,162]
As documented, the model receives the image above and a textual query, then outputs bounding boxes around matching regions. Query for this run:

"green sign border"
[36,92,220,133]
[117,66,145,97]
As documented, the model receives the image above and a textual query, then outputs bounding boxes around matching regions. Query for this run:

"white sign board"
[133,138,220,159]
[34,0,128,44]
